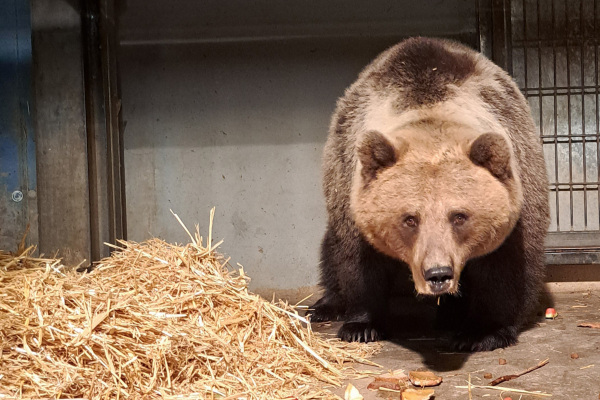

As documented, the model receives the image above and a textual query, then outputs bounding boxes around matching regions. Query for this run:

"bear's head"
[351,121,523,296]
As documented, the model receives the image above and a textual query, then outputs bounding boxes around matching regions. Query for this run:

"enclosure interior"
[3,0,599,298]
[117,0,478,296]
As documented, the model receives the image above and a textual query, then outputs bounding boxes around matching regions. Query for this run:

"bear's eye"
[451,213,469,226]
[404,215,418,228]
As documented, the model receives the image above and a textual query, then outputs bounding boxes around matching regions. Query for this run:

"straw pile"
[0,211,379,399]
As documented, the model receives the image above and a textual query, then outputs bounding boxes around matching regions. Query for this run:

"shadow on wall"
[119,37,406,150]
[118,0,477,47]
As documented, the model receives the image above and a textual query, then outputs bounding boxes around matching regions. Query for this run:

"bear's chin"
[413,280,460,296]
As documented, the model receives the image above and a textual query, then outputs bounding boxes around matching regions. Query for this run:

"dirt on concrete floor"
[312,290,600,399]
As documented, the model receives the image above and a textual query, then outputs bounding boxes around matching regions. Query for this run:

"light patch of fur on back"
[356,55,524,208]
[362,79,511,147]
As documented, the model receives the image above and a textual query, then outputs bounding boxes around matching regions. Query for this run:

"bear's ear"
[358,130,406,183]
[469,132,513,181]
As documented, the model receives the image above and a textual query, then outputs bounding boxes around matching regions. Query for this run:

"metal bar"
[546,231,600,247]
[514,37,600,46]
[81,0,127,261]
[551,185,599,191]
[596,0,600,229]
[99,0,127,244]
[547,248,600,253]
[536,0,544,130]
[566,0,574,230]
[541,133,600,138]
[545,251,600,265]
[552,0,560,231]
[82,0,103,262]
[537,0,543,152]
[549,181,600,187]
[522,0,528,90]
[101,0,117,245]
[521,86,600,96]
[492,0,512,73]
[581,0,588,229]
[477,0,494,58]
[504,0,513,75]
[542,135,600,142]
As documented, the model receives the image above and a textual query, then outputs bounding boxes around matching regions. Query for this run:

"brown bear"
[308,37,549,352]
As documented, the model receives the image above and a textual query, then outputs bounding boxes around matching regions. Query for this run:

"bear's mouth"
[419,266,456,295]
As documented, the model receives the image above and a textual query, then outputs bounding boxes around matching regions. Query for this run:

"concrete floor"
[312,290,600,399]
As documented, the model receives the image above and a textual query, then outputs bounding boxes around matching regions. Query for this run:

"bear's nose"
[423,266,453,293]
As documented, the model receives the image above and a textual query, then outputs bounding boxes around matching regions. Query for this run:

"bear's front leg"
[444,241,543,352]
[311,228,391,343]
[307,227,349,323]
[336,240,393,343]
[437,290,520,351]
[445,285,525,352]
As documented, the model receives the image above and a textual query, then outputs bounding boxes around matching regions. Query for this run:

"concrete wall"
[119,0,477,298]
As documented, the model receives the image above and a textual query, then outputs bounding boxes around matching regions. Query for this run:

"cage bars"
[513,0,600,237]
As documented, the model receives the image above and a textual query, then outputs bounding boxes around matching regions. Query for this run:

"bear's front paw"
[452,326,518,352]
[338,322,383,343]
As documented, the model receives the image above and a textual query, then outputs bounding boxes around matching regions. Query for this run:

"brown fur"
[309,37,549,351]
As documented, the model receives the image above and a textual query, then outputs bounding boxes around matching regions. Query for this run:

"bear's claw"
[338,322,383,343]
